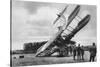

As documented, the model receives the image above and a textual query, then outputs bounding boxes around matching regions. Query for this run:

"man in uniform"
[80,45,84,60]
[77,44,81,60]
[73,45,77,60]
[89,43,97,62]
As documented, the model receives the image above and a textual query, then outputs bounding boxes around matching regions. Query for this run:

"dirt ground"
[11,51,96,67]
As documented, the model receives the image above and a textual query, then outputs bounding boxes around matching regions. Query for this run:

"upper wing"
[53,5,68,24]
[65,5,80,29]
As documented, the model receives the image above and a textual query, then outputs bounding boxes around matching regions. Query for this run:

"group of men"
[73,44,84,60]
[73,43,96,62]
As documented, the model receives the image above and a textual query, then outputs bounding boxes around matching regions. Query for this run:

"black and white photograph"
[11,0,97,67]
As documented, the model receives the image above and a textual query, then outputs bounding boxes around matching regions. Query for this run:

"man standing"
[77,44,81,60]
[89,43,97,62]
[80,46,84,60]
[73,45,77,60]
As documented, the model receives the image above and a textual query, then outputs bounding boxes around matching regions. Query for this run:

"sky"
[11,0,97,50]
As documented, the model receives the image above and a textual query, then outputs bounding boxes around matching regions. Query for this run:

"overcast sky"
[12,0,97,50]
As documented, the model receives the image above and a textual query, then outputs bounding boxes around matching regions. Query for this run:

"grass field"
[11,51,96,67]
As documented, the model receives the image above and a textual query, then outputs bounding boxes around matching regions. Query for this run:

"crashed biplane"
[33,5,91,57]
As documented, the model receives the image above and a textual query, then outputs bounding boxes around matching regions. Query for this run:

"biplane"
[33,5,91,57]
